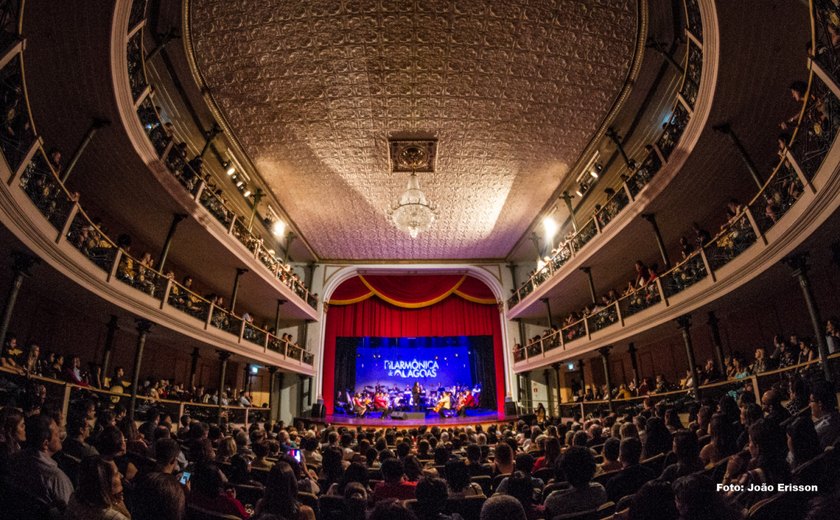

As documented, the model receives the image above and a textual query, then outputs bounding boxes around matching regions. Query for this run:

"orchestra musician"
[434,391,452,418]
[412,381,422,411]
[352,393,368,417]
[456,389,476,416]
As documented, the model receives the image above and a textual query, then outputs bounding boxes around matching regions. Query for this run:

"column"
[543,368,554,418]
[128,320,153,422]
[783,253,832,381]
[641,214,671,269]
[268,367,278,421]
[676,315,702,400]
[229,268,249,314]
[189,347,200,388]
[553,363,563,412]
[627,343,640,385]
[541,298,554,329]
[100,315,119,378]
[559,191,577,232]
[61,118,110,183]
[247,189,264,231]
[273,299,286,334]
[0,252,39,355]
[217,351,231,422]
[275,371,285,421]
[712,123,764,189]
[157,213,188,272]
[580,267,597,304]
[706,311,726,374]
[605,127,633,168]
[199,123,222,158]
[523,371,533,413]
[598,347,614,412]
[145,28,180,61]
[578,360,586,395]
[645,40,685,74]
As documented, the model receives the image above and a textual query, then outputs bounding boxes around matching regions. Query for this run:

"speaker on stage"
[311,402,325,419]
[504,397,518,417]
[391,411,407,420]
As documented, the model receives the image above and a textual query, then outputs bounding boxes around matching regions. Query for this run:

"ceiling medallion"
[388,139,438,173]
[388,138,437,239]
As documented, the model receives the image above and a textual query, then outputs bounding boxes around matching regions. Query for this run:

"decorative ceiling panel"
[189,0,637,260]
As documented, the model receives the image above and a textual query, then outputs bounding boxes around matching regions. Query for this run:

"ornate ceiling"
[189,0,638,260]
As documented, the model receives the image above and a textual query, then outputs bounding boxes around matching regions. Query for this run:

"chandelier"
[390,172,436,238]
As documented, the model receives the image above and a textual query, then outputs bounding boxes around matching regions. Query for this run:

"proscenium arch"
[313,265,515,410]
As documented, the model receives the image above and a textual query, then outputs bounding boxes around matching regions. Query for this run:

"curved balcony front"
[513,8,840,371]
[507,0,718,318]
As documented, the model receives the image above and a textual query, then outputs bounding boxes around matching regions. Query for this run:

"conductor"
[412,381,422,411]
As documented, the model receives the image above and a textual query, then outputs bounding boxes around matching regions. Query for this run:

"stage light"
[226,163,236,176]
[249,365,259,375]
[567,362,575,370]
[575,188,584,197]
[243,189,252,198]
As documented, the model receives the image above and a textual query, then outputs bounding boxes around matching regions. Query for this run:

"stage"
[308,409,515,428]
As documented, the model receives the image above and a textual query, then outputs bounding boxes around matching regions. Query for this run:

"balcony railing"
[124,0,317,310]
[515,0,834,364]
[0,40,313,368]
[508,0,704,310]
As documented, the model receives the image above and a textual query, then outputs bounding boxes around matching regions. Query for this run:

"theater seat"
[233,484,263,509]
[593,470,620,487]
[298,491,321,517]
[639,453,666,474]
[186,505,242,520]
[552,509,599,520]
[748,492,808,520]
[319,494,347,520]
[533,467,554,483]
[445,496,486,520]
[490,473,510,493]
[470,475,491,496]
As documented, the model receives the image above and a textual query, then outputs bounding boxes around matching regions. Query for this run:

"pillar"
[560,191,577,232]
[189,347,200,388]
[646,40,685,75]
[541,298,554,329]
[706,311,726,374]
[128,320,153,422]
[268,367,278,421]
[199,123,222,158]
[273,299,286,335]
[627,343,640,385]
[580,267,597,304]
[676,315,702,400]
[61,118,110,183]
[641,213,671,269]
[217,351,231,421]
[0,252,39,358]
[247,189,264,231]
[100,315,119,378]
[523,371,533,412]
[578,360,586,396]
[598,347,614,411]
[605,127,633,168]
[543,368,554,418]
[229,268,248,314]
[145,28,181,62]
[552,363,562,411]
[157,213,187,271]
[712,123,763,190]
[783,253,832,381]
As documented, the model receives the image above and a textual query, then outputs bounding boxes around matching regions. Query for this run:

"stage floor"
[316,409,512,428]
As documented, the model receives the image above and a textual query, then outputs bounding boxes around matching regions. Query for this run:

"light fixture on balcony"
[390,171,436,239]
[243,189,252,198]
[225,162,235,175]
[272,220,286,237]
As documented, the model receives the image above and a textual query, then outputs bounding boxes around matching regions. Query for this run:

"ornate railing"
[0,35,313,367]
[508,0,705,310]
[515,0,834,364]
[124,0,317,310]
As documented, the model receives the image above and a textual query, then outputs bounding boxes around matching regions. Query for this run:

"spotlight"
[236,180,244,188]
[249,365,259,375]
[590,169,599,179]
[272,220,286,237]
[567,362,575,371]
[225,163,235,176]
[243,189,252,198]
[575,188,584,197]
[542,216,558,241]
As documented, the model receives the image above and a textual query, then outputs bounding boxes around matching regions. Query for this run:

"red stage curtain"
[323,275,505,416]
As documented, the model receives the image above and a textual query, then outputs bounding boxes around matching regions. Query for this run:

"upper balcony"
[0,6,314,372]
[10,0,317,326]
[513,0,840,370]
[506,0,715,318]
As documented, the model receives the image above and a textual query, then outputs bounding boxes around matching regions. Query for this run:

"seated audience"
[128,472,186,520]
[372,457,417,502]
[445,459,484,497]
[810,380,840,448]
[63,412,99,460]
[626,480,678,520]
[605,437,655,503]
[480,495,527,520]
[673,474,742,520]
[188,461,249,519]
[600,437,622,473]
[415,477,459,520]
[6,414,74,508]
[66,455,131,520]
[660,430,704,482]
[544,446,607,517]
[253,461,315,520]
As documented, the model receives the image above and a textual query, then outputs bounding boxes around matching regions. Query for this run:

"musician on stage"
[352,393,368,417]
[412,381,422,411]
[456,389,477,417]
[374,389,391,418]
[435,391,452,418]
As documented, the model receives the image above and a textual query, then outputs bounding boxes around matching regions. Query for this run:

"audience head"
[25,414,62,455]
[480,494,527,520]
[560,446,597,488]
[619,437,643,467]
[672,430,700,465]
[445,459,472,492]
[381,457,405,483]
[130,472,186,520]
[263,461,301,518]
[154,438,181,473]
[673,474,740,520]
[628,480,678,520]
[415,477,449,517]
[75,455,122,510]
[810,380,838,419]
[494,442,513,468]
[787,416,821,468]
[603,437,620,463]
